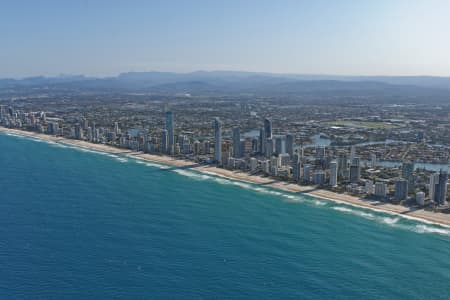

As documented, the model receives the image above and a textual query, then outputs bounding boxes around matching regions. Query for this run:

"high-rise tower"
[329,161,338,187]
[214,118,222,164]
[232,127,241,158]
[165,111,174,154]
[264,118,272,139]
[435,170,448,205]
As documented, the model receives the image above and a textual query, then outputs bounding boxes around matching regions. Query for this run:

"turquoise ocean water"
[0,132,449,299]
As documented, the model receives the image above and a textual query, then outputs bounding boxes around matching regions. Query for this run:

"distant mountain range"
[1,71,450,99]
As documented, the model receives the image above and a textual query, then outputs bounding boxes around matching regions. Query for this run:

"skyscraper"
[249,158,258,174]
[47,122,59,135]
[429,173,439,202]
[75,124,83,140]
[114,122,120,135]
[275,136,283,154]
[264,118,272,139]
[192,140,200,155]
[329,161,338,187]
[416,192,425,206]
[0,105,4,122]
[265,138,274,158]
[165,111,174,154]
[365,180,374,194]
[259,128,265,154]
[303,164,311,182]
[262,118,272,157]
[232,127,241,158]
[214,118,222,164]
[350,145,356,163]
[81,116,89,130]
[87,126,93,142]
[261,160,270,174]
[349,156,361,184]
[435,170,448,206]
[292,153,302,182]
[349,164,360,183]
[402,161,415,193]
[160,129,168,153]
[251,137,258,154]
[370,153,377,167]
[375,182,387,198]
[312,171,326,185]
[285,134,294,156]
[394,178,408,201]
[92,122,97,142]
[337,151,348,179]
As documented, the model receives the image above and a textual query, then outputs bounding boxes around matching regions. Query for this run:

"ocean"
[1,132,449,299]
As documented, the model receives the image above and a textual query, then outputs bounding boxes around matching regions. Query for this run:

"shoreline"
[2,126,450,228]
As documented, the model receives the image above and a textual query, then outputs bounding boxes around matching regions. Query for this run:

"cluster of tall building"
[2,105,448,208]
[214,117,357,188]
[389,164,448,206]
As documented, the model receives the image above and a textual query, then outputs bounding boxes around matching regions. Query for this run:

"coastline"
[2,126,450,228]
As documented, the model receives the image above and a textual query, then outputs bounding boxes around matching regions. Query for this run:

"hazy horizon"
[1,0,450,78]
[4,69,450,81]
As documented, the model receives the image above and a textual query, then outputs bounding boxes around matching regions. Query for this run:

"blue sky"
[1,0,449,78]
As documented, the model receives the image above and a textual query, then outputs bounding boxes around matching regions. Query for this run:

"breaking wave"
[5,133,27,138]
[331,206,449,236]
[172,169,212,180]
[413,225,450,236]
[134,159,170,169]
[170,169,326,205]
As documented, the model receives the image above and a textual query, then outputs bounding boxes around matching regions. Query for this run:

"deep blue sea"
[1,132,450,299]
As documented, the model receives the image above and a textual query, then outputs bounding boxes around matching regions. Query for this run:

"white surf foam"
[145,162,168,169]
[231,181,253,189]
[332,206,375,219]
[171,169,314,205]
[331,206,450,236]
[413,225,450,236]
[5,133,25,138]
[173,169,212,180]
[114,157,128,163]
[5,133,60,146]
[72,147,108,155]
[53,143,69,148]
[214,177,232,185]
[381,217,400,225]
[133,158,170,169]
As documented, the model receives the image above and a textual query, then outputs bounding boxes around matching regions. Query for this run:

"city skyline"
[2,101,449,212]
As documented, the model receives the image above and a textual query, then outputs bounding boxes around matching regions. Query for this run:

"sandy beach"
[2,126,450,227]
